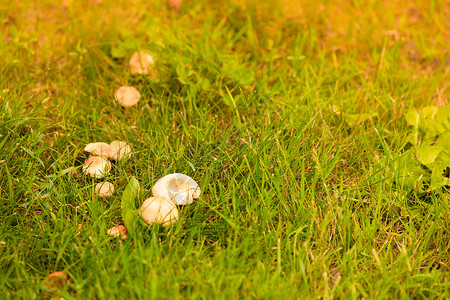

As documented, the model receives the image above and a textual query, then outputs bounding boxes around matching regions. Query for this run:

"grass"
[1,0,449,298]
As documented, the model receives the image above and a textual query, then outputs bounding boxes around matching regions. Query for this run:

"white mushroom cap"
[115,86,141,107]
[139,196,178,226]
[129,51,155,75]
[82,156,112,179]
[109,140,131,161]
[95,182,115,197]
[84,142,111,157]
[152,173,201,205]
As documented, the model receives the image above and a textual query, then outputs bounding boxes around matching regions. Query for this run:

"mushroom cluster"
[139,173,201,227]
[81,140,132,200]
[77,51,201,239]
[114,51,157,108]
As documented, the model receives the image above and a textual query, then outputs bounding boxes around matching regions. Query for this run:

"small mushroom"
[114,86,141,107]
[109,140,131,161]
[43,271,69,291]
[84,142,111,157]
[95,182,115,197]
[82,156,112,179]
[168,0,182,10]
[106,225,128,239]
[139,196,178,226]
[129,51,155,75]
[152,173,201,205]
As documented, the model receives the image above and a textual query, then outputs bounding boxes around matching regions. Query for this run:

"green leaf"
[434,132,450,148]
[201,78,211,90]
[426,105,450,138]
[437,147,450,166]
[405,106,438,128]
[176,63,193,85]
[222,93,234,107]
[111,44,127,58]
[123,38,138,50]
[429,165,450,191]
[385,150,428,192]
[233,68,255,86]
[121,177,140,232]
[421,106,439,119]
[405,110,420,128]
[415,145,444,166]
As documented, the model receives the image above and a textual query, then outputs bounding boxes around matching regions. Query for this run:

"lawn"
[1,0,449,298]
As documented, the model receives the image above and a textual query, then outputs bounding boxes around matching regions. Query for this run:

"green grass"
[1,0,449,298]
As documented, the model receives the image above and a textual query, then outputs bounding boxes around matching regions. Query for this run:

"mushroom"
[84,141,132,161]
[95,182,115,197]
[152,173,201,205]
[139,196,178,226]
[109,140,132,161]
[82,156,112,179]
[129,51,155,75]
[84,142,111,157]
[106,225,128,239]
[168,0,182,10]
[43,271,69,292]
[114,86,141,107]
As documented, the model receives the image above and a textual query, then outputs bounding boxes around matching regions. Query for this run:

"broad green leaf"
[121,177,140,232]
[111,44,127,58]
[430,148,450,183]
[386,150,428,192]
[437,147,450,165]
[123,38,138,49]
[405,106,438,128]
[421,106,439,119]
[415,145,444,166]
[201,78,211,90]
[434,132,450,148]
[429,165,450,191]
[222,93,234,107]
[405,131,418,145]
[176,63,187,84]
[405,110,420,128]
[233,68,255,86]
[384,105,450,193]
[426,105,450,138]
[176,62,193,85]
